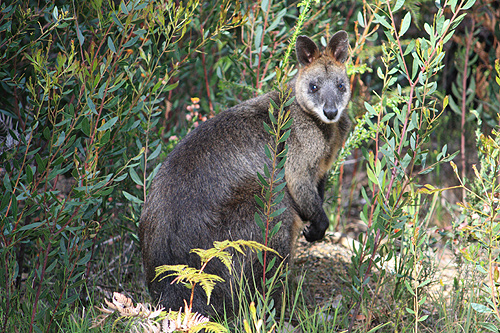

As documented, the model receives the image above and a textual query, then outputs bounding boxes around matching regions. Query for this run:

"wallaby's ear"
[296,36,320,66]
[327,30,349,63]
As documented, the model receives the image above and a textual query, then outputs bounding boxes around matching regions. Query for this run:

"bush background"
[0,0,499,332]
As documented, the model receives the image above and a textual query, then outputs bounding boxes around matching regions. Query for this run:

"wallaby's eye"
[338,83,346,92]
[309,83,319,93]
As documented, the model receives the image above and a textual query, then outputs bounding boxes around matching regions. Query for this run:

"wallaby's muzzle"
[324,109,338,121]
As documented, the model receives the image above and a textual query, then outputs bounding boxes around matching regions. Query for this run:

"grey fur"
[139,31,351,316]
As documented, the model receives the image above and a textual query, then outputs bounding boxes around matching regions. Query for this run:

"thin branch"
[461,22,475,201]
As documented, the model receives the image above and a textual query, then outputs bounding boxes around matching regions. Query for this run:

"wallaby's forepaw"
[303,224,326,242]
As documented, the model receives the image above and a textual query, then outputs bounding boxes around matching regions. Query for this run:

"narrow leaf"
[18,222,43,231]
[269,221,282,238]
[123,35,139,48]
[76,22,85,46]
[254,212,265,230]
[77,251,92,266]
[97,116,118,131]
[257,172,269,187]
[261,0,269,12]
[147,144,162,161]
[263,121,273,135]
[418,314,429,322]
[399,12,411,37]
[254,195,265,209]
[265,256,277,273]
[272,182,287,194]
[52,6,59,22]
[478,322,499,332]
[55,131,65,146]
[278,129,290,143]
[283,96,295,107]
[3,173,12,193]
[277,156,287,169]
[277,145,288,158]
[462,0,476,10]
[107,36,116,54]
[269,207,286,218]
[129,167,142,186]
[281,118,293,130]
[404,280,416,296]
[26,165,34,184]
[120,1,129,14]
[264,145,272,159]
[269,98,279,111]
[268,110,277,125]
[272,191,285,205]
[264,163,271,178]
[123,190,143,204]
[393,0,405,12]
[471,303,493,314]
[373,13,392,30]
[357,11,365,27]
[275,168,285,182]
[165,81,179,92]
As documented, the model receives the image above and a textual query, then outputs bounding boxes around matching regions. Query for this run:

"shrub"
[0,0,243,331]
[2,0,499,331]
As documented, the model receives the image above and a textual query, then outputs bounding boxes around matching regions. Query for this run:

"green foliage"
[342,0,491,331]
[242,301,276,333]
[1,0,499,331]
[453,114,500,322]
[0,0,244,331]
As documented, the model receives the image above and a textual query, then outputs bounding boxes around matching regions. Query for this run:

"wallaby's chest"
[287,110,338,174]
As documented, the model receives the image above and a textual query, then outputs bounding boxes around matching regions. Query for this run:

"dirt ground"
[293,228,459,303]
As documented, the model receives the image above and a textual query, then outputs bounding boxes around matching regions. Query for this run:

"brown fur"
[139,31,351,316]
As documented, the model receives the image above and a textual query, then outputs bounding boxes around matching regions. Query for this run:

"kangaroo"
[139,31,351,316]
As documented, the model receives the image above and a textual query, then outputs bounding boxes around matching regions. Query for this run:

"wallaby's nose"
[324,109,338,120]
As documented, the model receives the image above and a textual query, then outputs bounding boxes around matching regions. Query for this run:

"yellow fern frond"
[154,240,281,307]
[154,264,224,304]
[191,239,281,272]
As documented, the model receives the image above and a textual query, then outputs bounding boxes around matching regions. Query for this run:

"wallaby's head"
[295,31,350,124]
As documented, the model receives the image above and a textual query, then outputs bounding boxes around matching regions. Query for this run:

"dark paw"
[303,224,326,242]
